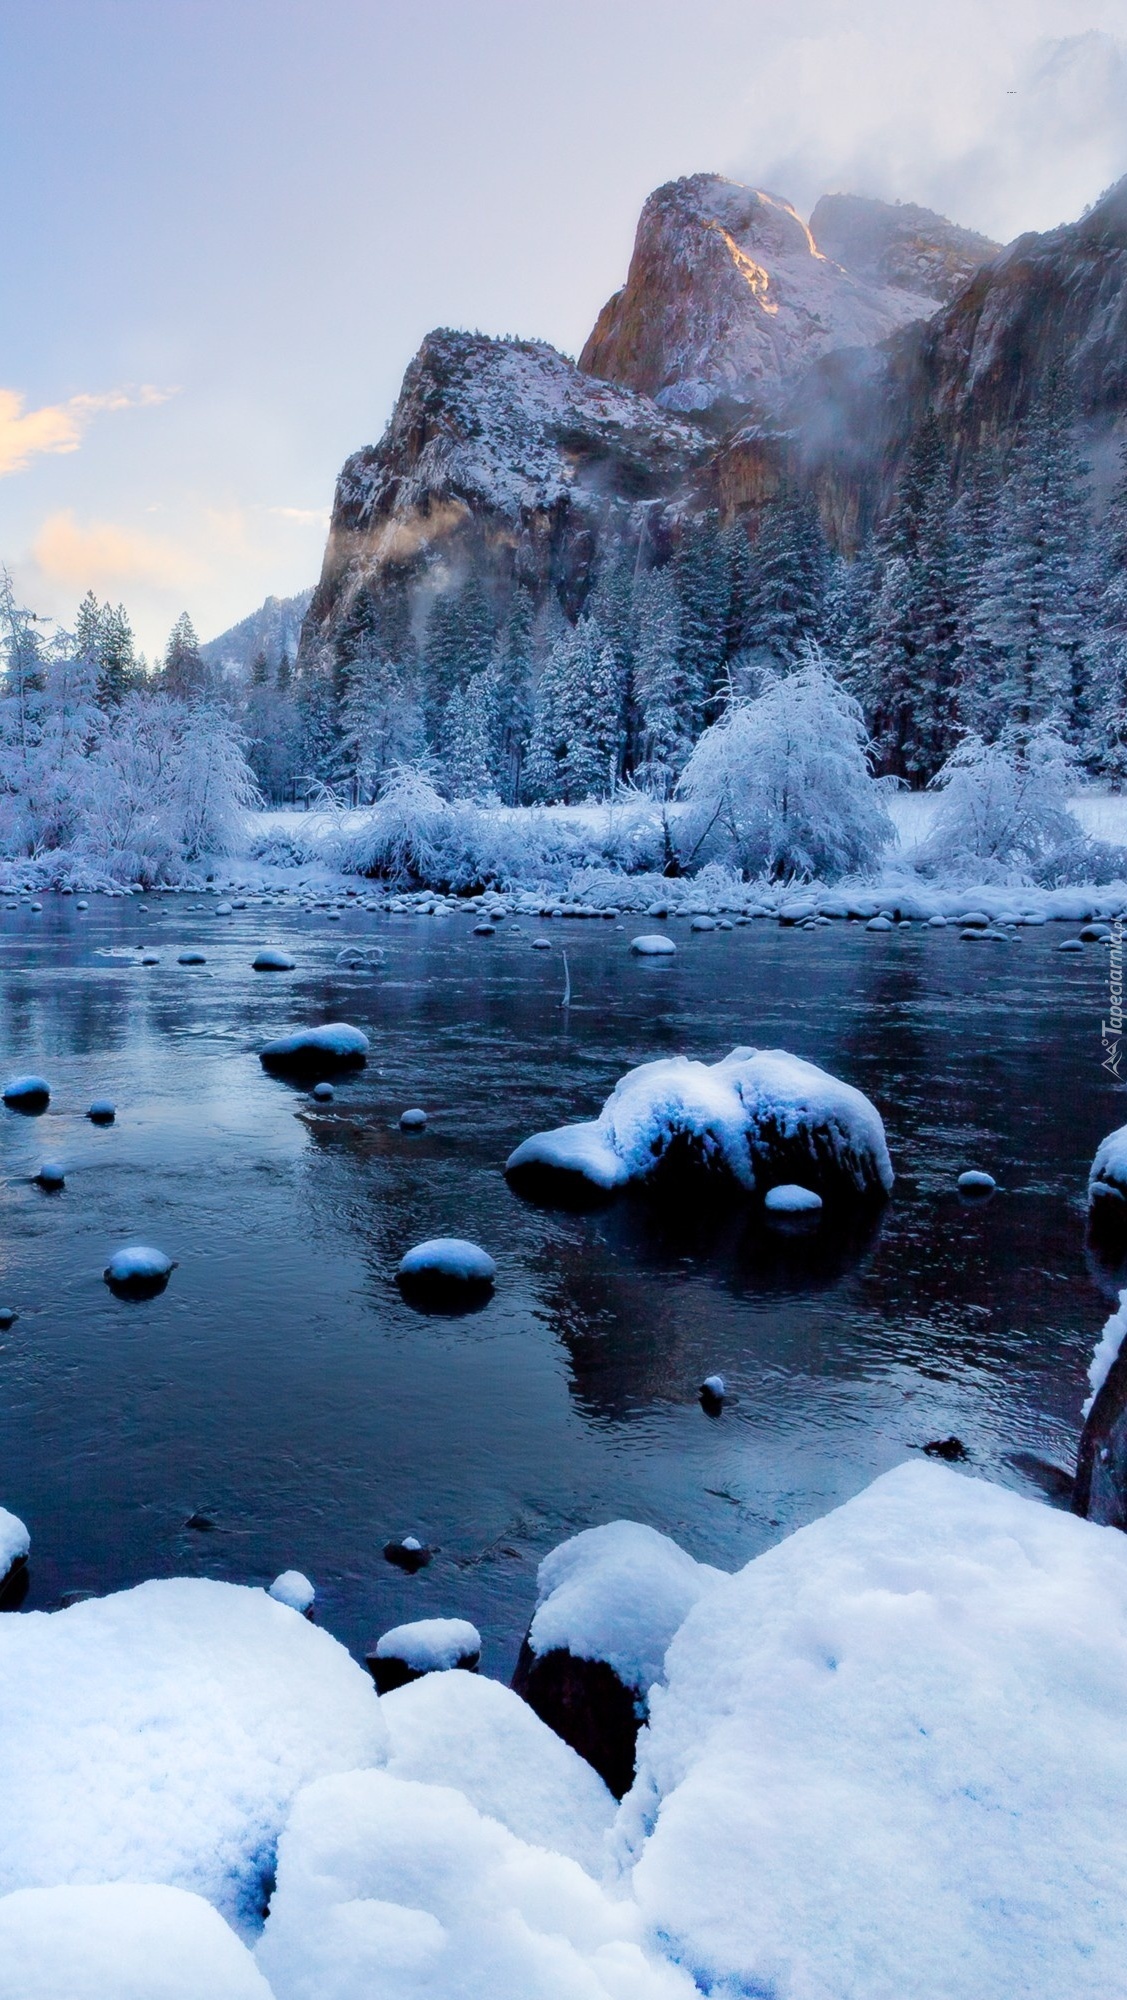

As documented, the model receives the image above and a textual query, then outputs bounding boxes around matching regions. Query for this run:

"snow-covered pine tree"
[162,613,210,702]
[969,372,1093,747]
[1088,442,1127,781]
[633,566,690,798]
[862,424,960,783]
[721,521,757,660]
[492,586,534,803]
[421,576,494,742]
[743,491,829,668]
[586,539,637,754]
[524,616,622,803]
[673,513,730,725]
[441,668,499,802]
[950,439,1007,738]
[340,646,424,802]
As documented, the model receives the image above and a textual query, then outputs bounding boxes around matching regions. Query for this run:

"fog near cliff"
[734,7,1127,244]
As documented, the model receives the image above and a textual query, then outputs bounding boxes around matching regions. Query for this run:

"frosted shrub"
[677,647,894,881]
[78,696,259,882]
[921,729,1085,879]
[340,765,451,885]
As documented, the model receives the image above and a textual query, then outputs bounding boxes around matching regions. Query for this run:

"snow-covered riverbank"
[2,1459,1126,1998]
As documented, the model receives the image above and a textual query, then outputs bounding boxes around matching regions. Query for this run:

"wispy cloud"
[32,510,205,593]
[0,384,177,479]
[268,505,331,528]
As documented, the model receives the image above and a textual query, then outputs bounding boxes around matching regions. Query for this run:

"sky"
[1,0,1125,657]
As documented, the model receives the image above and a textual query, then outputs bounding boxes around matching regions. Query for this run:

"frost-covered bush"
[920,730,1086,880]
[337,765,452,885]
[77,697,259,883]
[677,648,894,882]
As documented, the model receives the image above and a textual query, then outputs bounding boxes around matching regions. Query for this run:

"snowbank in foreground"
[507,1047,893,1200]
[0,1884,272,2000]
[381,1670,617,1877]
[0,1580,386,1936]
[255,1769,695,2000]
[620,1461,1127,1999]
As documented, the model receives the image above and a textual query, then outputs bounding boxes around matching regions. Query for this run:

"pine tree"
[250,648,270,687]
[633,567,691,797]
[1089,443,1127,780]
[422,576,494,741]
[743,492,829,668]
[492,586,534,803]
[442,668,499,801]
[162,613,209,702]
[524,616,622,803]
[673,513,730,724]
[99,605,137,705]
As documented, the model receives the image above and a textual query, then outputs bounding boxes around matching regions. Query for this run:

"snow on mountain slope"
[808,193,1000,306]
[579,175,938,416]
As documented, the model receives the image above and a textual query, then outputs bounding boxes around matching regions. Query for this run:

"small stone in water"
[0,1307,17,1329]
[87,1100,115,1125]
[312,1081,334,1102]
[384,1536,432,1573]
[35,1162,65,1190]
[185,1511,217,1531]
[268,1569,315,1616]
[923,1437,968,1462]
[700,1374,726,1412]
[178,951,206,965]
[958,1169,997,1194]
[764,1184,823,1214]
[399,1108,427,1131]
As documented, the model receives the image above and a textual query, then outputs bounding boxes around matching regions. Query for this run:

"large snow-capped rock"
[619,1461,1127,1999]
[579,175,937,417]
[808,193,999,307]
[298,330,706,671]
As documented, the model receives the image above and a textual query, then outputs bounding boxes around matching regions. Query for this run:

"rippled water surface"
[0,893,1120,1669]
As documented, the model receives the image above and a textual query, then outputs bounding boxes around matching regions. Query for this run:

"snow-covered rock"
[103,1245,175,1299]
[0,1507,29,1591]
[1075,1291,1127,1526]
[380,1671,616,1877]
[396,1239,496,1302]
[1090,1123,1127,1214]
[252,949,295,971]
[177,951,206,965]
[958,1168,997,1194]
[0,1883,274,2000]
[367,1619,481,1694]
[398,1107,427,1130]
[34,1162,64,1190]
[2,1075,49,1112]
[764,1182,822,1213]
[620,1461,1127,2000]
[86,1099,115,1125]
[268,1571,315,1616]
[629,934,676,956]
[506,1047,893,1204]
[581,174,935,415]
[0,1578,386,1936]
[255,1768,695,2000]
[513,1522,723,1798]
[259,1024,369,1075]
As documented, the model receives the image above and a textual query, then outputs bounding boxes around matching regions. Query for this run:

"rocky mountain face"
[807,194,999,306]
[203,589,313,678]
[578,174,934,420]
[296,170,1127,676]
[299,329,707,671]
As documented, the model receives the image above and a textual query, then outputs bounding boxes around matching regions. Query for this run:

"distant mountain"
[202,590,313,678]
[807,194,1000,306]
[578,175,940,420]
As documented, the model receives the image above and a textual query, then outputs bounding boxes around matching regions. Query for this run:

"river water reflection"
[0,894,1118,1668]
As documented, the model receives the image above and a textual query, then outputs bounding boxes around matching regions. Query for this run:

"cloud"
[730,8,1127,243]
[0,383,176,479]
[32,511,205,593]
[268,505,331,528]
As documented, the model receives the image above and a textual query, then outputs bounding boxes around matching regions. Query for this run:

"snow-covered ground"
[3,1462,1127,1997]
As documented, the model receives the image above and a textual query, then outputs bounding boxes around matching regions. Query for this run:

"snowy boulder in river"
[259,1022,369,1077]
[87,1099,115,1125]
[268,1571,315,1617]
[399,1107,427,1131]
[2,1075,49,1114]
[0,1507,29,1596]
[366,1617,482,1694]
[177,951,206,966]
[0,1577,387,1937]
[1075,1291,1127,1526]
[396,1238,496,1309]
[251,948,295,971]
[512,1521,724,1798]
[0,1883,274,2000]
[34,1162,65,1191]
[764,1183,822,1215]
[104,1245,176,1300]
[1089,1124,1127,1231]
[630,934,677,956]
[505,1047,893,1208]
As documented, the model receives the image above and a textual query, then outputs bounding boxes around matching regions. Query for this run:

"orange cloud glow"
[0,384,176,478]
[32,511,205,593]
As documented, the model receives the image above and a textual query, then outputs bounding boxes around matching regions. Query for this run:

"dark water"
[0,894,1120,1671]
